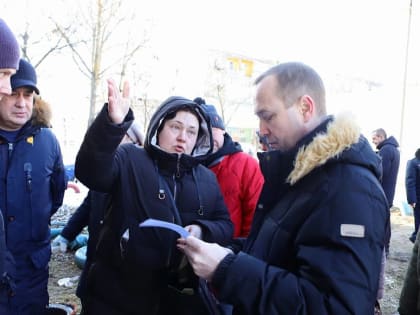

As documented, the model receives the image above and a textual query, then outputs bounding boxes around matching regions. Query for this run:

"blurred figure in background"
[194,97,263,238]
[372,128,400,257]
[405,148,420,243]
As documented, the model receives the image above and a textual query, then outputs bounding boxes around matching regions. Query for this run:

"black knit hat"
[0,19,20,69]
[193,97,225,130]
[11,59,39,94]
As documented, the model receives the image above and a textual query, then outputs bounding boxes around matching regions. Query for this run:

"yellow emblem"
[26,136,34,145]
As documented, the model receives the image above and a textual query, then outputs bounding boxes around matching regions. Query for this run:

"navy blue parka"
[211,114,389,315]
[376,136,400,207]
[0,109,67,313]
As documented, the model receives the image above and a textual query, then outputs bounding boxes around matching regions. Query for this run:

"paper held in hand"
[139,218,190,238]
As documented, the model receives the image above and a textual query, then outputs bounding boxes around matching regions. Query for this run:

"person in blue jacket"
[0,18,20,302]
[372,128,400,257]
[0,59,67,314]
[74,79,233,314]
[178,62,389,315]
[406,148,420,243]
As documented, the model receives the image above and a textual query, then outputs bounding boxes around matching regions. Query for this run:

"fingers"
[122,81,130,98]
[177,235,201,253]
[107,79,117,103]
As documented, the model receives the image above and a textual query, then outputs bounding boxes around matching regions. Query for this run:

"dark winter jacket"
[60,190,110,301]
[203,133,264,237]
[399,231,420,315]
[405,157,420,205]
[211,114,389,315]
[0,102,67,308]
[75,98,233,315]
[376,136,400,207]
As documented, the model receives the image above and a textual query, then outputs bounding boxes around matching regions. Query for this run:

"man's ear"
[299,95,315,122]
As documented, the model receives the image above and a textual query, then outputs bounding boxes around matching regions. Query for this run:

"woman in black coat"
[75,79,233,315]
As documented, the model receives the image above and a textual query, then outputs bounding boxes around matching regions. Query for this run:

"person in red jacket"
[194,97,264,238]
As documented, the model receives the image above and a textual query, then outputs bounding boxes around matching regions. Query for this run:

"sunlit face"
[158,110,199,155]
[211,127,225,152]
[0,68,17,100]
[254,75,306,151]
[0,87,34,131]
[372,133,384,146]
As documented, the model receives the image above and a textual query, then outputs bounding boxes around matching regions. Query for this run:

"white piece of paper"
[139,218,190,238]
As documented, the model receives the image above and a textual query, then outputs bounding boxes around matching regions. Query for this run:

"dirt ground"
[47,209,415,315]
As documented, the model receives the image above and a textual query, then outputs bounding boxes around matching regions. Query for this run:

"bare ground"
[48,209,414,315]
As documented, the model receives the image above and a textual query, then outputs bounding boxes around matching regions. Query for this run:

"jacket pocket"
[30,245,51,269]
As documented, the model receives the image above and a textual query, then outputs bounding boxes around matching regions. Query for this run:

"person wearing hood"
[0,59,67,314]
[75,78,233,314]
[178,62,389,315]
[193,97,263,238]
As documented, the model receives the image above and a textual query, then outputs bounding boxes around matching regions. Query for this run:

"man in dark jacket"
[75,79,233,314]
[178,62,389,315]
[372,128,400,208]
[372,128,400,256]
[405,148,420,243]
[0,59,67,314]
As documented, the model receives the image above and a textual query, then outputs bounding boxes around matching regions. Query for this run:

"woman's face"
[158,110,199,155]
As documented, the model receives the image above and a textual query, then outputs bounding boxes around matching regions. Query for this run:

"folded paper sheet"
[139,218,190,238]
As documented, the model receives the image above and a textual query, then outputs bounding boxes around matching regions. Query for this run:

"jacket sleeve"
[406,159,417,204]
[239,155,264,236]
[75,104,134,192]
[50,136,67,216]
[61,192,92,242]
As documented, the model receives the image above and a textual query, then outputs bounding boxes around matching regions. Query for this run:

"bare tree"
[204,56,250,127]
[52,0,149,127]
[19,23,69,69]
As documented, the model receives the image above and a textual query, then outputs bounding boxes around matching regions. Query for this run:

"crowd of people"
[1,17,419,315]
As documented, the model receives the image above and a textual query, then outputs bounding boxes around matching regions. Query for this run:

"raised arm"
[75,79,134,192]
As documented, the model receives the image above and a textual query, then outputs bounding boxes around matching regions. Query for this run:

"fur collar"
[287,113,360,185]
[32,95,52,127]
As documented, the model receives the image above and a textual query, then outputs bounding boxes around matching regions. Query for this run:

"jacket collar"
[287,113,360,185]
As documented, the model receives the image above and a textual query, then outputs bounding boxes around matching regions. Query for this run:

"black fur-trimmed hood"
[144,96,213,162]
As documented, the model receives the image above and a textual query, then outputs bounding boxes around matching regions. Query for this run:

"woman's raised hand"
[107,78,130,124]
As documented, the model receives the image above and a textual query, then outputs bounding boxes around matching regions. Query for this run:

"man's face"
[211,127,225,153]
[254,75,306,151]
[372,133,384,146]
[158,110,199,155]
[0,86,34,131]
[0,68,17,100]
